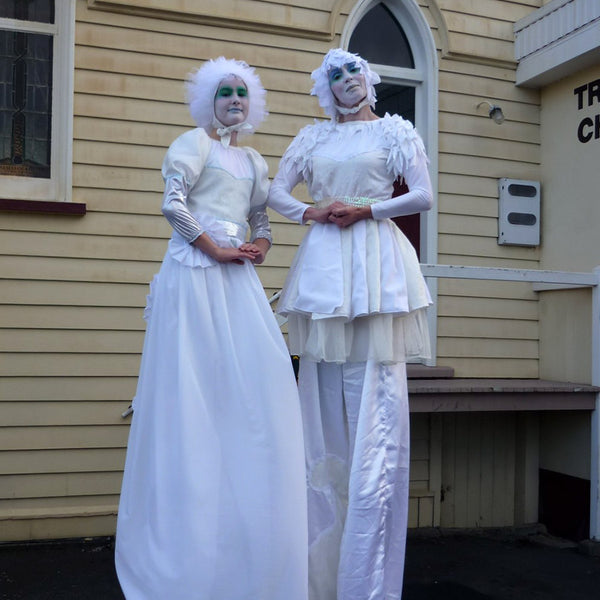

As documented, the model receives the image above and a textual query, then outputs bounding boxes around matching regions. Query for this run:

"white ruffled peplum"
[272,115,432,364]
[279,217,430,363]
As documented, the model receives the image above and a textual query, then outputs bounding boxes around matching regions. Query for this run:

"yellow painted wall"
[434,0,542,377]
[537,63,600,385]
[0,0,548,540]
[539,411,591,481]
[534,63,600,483]
[539,63,600,273]
[1,0,357,543]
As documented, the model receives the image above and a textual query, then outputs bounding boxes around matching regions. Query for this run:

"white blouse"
[268,114,432,222]
[268,114,433,363]
[162,129,271,251]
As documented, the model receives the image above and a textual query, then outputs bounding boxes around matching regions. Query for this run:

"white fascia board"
[516,18,600,87]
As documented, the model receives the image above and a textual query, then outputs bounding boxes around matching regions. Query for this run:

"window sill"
[0,199,86,216]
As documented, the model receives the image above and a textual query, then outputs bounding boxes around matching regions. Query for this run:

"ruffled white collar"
[212,118,253,148]
[280,113,428,179]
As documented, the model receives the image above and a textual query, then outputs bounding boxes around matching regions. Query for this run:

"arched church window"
[349,2,414,69]
[349,2,420,253]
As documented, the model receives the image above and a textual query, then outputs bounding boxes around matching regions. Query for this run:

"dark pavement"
[1,527,599,599]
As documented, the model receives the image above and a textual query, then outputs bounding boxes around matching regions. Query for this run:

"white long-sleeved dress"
[268,114,433,600]
[115,128,308,600]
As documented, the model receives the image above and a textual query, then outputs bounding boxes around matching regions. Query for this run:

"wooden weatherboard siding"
[0,0,347,542]
[439,412,517,528]
[0,0,545,540]
[87,0,344,41]
[434,0,542,377]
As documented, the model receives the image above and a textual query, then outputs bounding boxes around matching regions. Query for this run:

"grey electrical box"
[498,178,540,246]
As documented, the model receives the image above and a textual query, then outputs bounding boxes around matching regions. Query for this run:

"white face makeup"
[328,62,367,109]
[214,76,249,127]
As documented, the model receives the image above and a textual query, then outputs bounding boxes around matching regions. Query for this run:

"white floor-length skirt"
[299,359,410,600]
[115,252,308,600]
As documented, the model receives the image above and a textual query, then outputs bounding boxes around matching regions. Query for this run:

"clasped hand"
[305,201,372,228]
[214,240,269,265]
[194,235,270,265]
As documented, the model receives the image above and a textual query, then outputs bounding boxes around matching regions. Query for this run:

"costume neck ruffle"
[335,97,370,116]
[212,118,253,147]
[279,114,428,181]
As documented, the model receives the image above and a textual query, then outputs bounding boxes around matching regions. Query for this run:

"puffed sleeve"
[160,128,211,242]
[370,116,433,220]
[244,147,272,244]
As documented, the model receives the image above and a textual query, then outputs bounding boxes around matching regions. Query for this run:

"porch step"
[407,364,454,379]
[408,377,599,412]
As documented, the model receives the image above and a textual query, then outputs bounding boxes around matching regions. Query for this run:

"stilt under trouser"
[299,359,410,600]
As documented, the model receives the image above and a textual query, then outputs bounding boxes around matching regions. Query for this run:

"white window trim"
[0,0,75,202]
[341,0,439,365]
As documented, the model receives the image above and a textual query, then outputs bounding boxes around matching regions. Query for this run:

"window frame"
[0,0,75,203]
[341,0,439,365]
[342,0,438,265]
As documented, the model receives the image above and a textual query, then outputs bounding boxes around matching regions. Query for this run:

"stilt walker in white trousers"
[268,48,434,600]
[115,57,307,600]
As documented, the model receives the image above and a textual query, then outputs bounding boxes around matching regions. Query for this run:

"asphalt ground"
[1,527,599,599]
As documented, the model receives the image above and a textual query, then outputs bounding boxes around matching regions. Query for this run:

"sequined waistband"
[215,219,248,242]
[315,196,384,209]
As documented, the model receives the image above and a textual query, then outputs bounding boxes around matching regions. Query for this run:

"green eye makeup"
[329,69,342,83]
[216,86,248,98]
[328,62,361,84]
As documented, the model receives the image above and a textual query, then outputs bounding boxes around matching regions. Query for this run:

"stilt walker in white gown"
[267,49,434,600]
[115,57,308,600]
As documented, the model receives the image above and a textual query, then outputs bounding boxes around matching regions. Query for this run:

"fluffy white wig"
[310,48,381,120]
[185,57,267,135]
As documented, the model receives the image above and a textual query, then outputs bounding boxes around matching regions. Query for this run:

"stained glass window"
[0,0,54,178]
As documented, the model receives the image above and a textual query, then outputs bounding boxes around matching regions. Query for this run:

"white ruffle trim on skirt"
[143,274,159,323]
[145,215,249,322]
[278,218,432,363]
[287,308,430,364]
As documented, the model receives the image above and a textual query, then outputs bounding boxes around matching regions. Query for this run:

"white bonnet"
[310,48,381,120]
[185,57,267,135]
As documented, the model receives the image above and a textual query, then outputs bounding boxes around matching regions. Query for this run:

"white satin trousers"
[299,359,410,600]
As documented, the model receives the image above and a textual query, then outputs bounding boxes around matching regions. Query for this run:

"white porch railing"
[420,264,600,542]
[270,264,600,540]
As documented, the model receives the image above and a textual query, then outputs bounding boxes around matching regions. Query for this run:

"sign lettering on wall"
[574,79,600,143]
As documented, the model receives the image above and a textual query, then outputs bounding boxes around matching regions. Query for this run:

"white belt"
[215,218,248,243]
[315,196,384,209]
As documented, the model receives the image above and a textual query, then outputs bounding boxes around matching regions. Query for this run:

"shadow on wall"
[539,468,590,541]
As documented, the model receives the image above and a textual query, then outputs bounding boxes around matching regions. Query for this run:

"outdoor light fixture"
[477,100,505,124]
